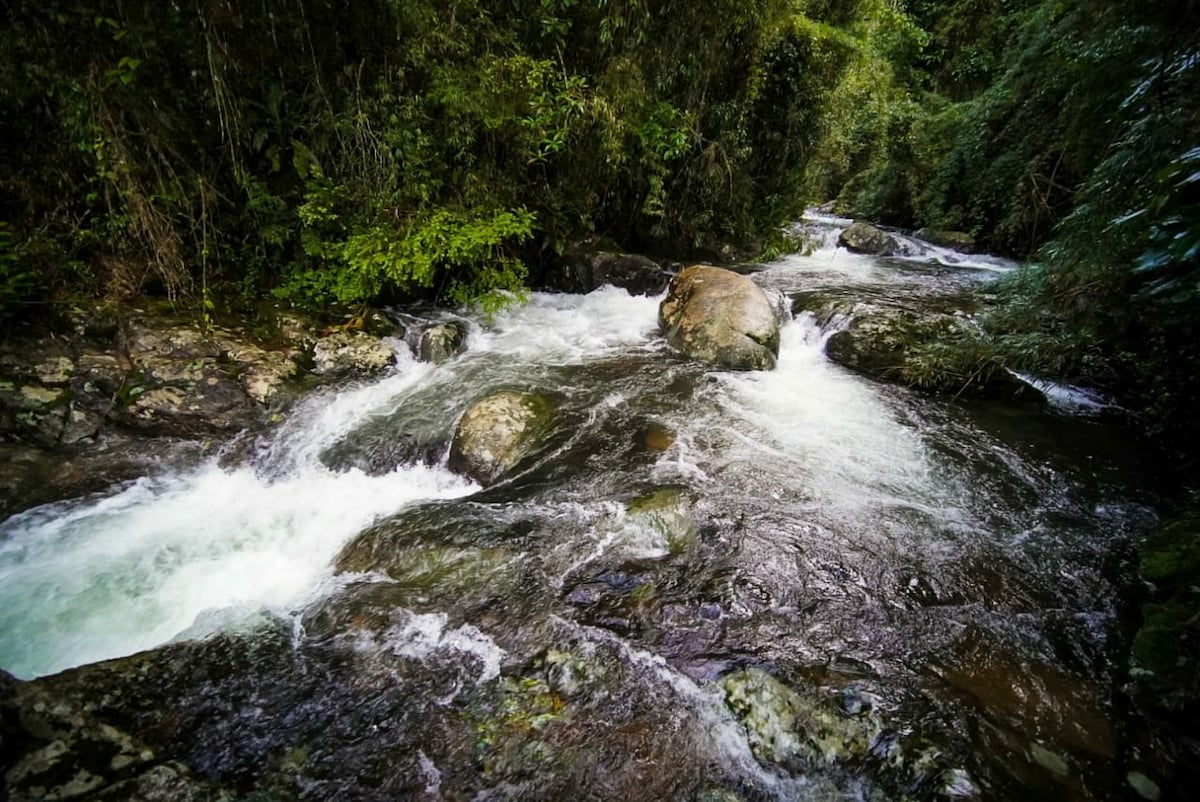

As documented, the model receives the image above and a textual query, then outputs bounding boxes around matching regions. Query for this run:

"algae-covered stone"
[312,330,395,376]
[721,667,886,768]
[659,266,781,371]
[19,384,66,407]
[720,668,975,795]
[448,390,556,486]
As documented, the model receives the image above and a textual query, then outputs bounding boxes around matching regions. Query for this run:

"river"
[0,216,1159,800]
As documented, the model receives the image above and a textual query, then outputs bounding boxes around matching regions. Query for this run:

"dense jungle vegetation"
[1,0,1198,462]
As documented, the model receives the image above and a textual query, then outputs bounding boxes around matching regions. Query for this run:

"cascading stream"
[0,287,665,680]
[0,219,1157,800]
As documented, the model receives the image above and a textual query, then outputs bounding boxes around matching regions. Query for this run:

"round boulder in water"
[837,221,899,256]
[448,390,556,486]
[658,265,781,371]
[418,321,467,364]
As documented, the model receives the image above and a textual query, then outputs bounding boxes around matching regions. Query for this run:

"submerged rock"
[448,390,556,486]
[658,266,781,371]
[0,608,770,802]
[838,221,900,256]
[625,486,699,553]
[418,321,468,364]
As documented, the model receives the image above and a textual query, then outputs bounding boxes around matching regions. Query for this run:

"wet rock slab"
[0,300,401,518]
[0,610,805,802]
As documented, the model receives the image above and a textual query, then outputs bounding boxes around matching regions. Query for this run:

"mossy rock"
[1133,601,1200,676]
[448,390,557,486]
[1129,514,1200,717]
[825,306,1026,397]
[1140,516,1200,587]
[914,227,976,253]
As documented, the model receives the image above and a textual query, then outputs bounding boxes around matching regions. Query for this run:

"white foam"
[1010,371,1117,415]
[383,611,505,685]
[0,459,475,679]
[692,316,948,518]
[472,285,662,362]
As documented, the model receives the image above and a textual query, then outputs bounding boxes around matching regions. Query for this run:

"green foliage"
[1,0,865,318]
[809,0,1200,458]
[0,223,39,322]
[1133,146,1200,307]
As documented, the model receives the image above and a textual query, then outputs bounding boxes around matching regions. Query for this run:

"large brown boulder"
[658,266,780,371]
[447,390,556,486]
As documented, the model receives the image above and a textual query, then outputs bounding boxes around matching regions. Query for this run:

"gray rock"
[75,352,124,394]
[658,265,780,371]
[418,321,468,364]
[838,221,900,256]
[60,408,104,445]
[1,301,319,449]
[312,331,395,377]
[274,310,320,351]
[223,343,299,404]
[448,390,556,486]
[121,314,305,408]
[35,356,75,385]
[361,308,399,338]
